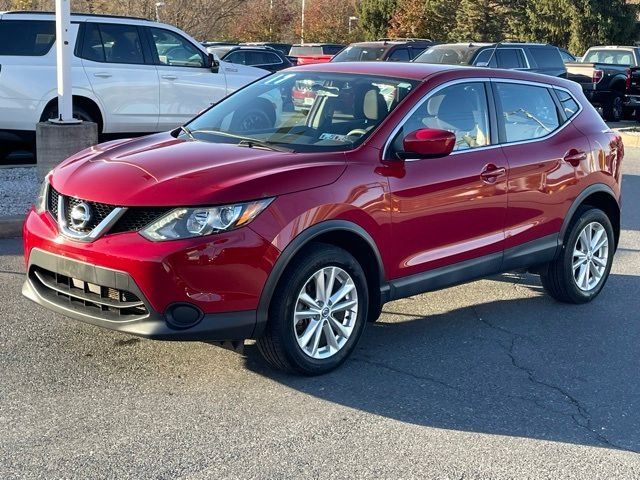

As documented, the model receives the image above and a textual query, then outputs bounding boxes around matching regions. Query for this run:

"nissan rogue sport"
[22,62,623,375]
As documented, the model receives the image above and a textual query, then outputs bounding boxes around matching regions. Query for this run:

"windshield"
[183,72,418,152]
[583,49,637,66]
[414,45,478,65]
[332,46,388,62]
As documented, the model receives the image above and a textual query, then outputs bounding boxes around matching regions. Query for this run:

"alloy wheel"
[572,221,609,292]
[293,266,358,359]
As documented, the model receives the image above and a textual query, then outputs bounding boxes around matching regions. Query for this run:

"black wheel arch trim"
[559,183,619,244]
[253,219,387,337]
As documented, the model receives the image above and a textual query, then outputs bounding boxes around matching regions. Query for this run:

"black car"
[414,42,567,78]
[206,45,293,72]
[331,38,434,63]
[241,42,292,56]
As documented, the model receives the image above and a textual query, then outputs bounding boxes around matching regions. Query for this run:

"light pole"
[155,2,165,22]
[300,0,305,44]
[348,16,358,35]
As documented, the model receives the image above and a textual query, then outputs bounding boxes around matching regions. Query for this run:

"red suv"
[22,63,624,375]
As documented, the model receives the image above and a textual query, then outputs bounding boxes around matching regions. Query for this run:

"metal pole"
[301,0,305,44]
[53,0,75,123]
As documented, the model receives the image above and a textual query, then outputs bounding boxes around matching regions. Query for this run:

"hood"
[51,133,347,206]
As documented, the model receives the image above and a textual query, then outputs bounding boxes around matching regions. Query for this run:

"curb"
[614,128,640,149]
[0,216,24,239]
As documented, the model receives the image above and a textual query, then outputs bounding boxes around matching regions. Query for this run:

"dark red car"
[22,63,624,375]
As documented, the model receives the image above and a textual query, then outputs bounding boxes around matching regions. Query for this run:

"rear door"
[493,80,592,260]
[79,22,159,133]
[146,26,226,130]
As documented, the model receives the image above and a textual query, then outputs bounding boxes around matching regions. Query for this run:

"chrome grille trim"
[56,193,127,242]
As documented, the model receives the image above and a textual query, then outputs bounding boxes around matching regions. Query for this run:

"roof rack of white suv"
[3,11,151,21]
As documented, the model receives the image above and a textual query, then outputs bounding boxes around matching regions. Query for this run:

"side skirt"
[384,234,559,302]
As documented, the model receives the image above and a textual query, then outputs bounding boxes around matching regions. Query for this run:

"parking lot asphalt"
[1,152,639,479]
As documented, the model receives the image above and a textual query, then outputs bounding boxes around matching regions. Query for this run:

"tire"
[367,301,383,323]
[256,242,369,375]
[636,108,640,123]
[41,104,97,126]
[603,92,624,122]
[231,99,275,132]
[541,206,615,304]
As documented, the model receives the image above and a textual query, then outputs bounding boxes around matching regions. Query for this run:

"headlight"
[140,198,274,241]
[34,174,51,214]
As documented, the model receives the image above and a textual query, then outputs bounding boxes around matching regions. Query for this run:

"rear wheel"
[256,243,368,375]
[541,206,614,304]
[603,92,624,122]
[41,104,98,126]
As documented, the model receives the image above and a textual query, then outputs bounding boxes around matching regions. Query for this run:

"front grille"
[109,207,170,233]
[30,266,149,321]
[46,186,169,236]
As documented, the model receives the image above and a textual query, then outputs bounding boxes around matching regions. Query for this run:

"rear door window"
[495,83,560,142]
[80,23,146,65]
[0,20,55,56]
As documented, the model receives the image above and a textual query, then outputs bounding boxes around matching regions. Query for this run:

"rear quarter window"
[555,89,581,119]
[0,20,55,56]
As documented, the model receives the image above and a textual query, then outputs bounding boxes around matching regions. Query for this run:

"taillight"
[592,69,604,84]
[626,68,631,90]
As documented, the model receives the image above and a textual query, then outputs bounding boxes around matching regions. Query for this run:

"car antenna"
[485,40,502,67]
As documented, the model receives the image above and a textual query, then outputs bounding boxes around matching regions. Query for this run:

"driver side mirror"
[208,53,219,73]
[399,128,456,159]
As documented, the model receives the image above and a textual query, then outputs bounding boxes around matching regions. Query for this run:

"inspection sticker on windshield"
[320,133,349,142]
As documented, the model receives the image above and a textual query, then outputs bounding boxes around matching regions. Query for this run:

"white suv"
[0,11,269,144]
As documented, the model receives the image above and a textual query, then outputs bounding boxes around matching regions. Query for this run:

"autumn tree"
[452,0,510,42]
[356,0,397,40]
[388,0,457,41]
[228,0,295,42]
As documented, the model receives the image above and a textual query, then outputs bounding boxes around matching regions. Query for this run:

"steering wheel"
[346,128,368,139]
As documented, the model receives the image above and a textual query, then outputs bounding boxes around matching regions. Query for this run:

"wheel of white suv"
[256,243,368,375]
[541,206,614,304]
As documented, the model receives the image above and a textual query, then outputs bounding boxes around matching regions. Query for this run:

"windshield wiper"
[189,129,293,152]
[237,139,292,153]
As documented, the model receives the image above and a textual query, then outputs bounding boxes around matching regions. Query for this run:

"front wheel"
[256,243,368,375]
[541,206,615,304]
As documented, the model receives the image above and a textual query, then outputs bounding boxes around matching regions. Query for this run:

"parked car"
[289,43,344,65]
[566,46,640,122]
[414,42,567,78]
[201,41,239,48]
[206,45,293,73]
[331,38,433,63]
[0,11,269,151]
[23,62,623,374]
[241,42,292,56]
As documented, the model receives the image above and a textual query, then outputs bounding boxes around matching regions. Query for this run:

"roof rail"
[3,11,151,21]
[377,38,433,43]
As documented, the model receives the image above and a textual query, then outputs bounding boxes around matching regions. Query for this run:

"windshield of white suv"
[414,45,478,65]
[332,46,388,62]
[182,72,418,152]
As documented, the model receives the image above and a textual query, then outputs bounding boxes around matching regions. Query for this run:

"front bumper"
[22,209,280,340]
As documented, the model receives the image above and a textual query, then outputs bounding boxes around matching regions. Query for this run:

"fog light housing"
[165,303,203,329]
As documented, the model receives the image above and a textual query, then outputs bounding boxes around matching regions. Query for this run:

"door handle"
[480,164,506,184]
[563,149,587,167]
[161,75,178,80]
[93,72,112,78]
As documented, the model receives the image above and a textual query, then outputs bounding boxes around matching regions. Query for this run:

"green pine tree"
[356,0,398,40]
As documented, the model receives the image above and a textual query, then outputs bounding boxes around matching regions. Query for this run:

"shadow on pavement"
[244,272,640,453]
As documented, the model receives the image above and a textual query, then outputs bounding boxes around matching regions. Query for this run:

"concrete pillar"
[35,122,98,181]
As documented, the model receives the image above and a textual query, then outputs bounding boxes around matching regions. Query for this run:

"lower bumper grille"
[30,266,148,321]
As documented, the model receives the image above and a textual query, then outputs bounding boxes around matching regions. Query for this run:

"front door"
[147,27,227,130]
[384,81,509,281]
